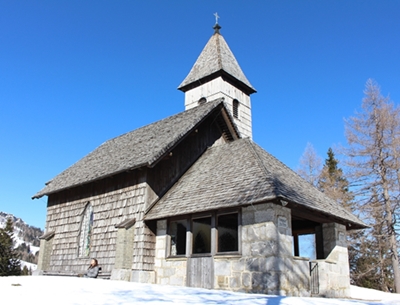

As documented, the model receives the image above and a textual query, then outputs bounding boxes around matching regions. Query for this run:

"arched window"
[78,203,94,257]
[198,97,207,105]
[233,99,239,118]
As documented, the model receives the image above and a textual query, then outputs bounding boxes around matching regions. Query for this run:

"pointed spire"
[178,17,256,94]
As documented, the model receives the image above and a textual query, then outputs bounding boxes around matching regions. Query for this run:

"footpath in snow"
[1,276,400,305]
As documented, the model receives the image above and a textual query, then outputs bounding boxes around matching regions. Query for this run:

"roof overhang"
[178,70,256,96]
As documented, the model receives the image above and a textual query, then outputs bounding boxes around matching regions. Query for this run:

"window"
[198,97,207,105]
[233,99,239,118]
[192,217,212,254]
[169,219,187,256]
[217,213,238,252]
[168,212,239,257]
[78,203,94,257]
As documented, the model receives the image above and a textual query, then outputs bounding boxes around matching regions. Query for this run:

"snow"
[28,245,40,255]
[19,260,37,271]
[1,276,399,305]
[0,212,40,255]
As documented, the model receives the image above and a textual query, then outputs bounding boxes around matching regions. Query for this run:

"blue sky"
[1,1,399,229]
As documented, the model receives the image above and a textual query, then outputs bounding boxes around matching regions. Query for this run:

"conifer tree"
[0,218,21,276]
[318,148,352,209]
[317,148,366,285]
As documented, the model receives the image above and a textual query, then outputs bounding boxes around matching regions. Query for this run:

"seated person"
[83,258,100,278]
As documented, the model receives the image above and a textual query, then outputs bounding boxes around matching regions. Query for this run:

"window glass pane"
[192,217,211,254]
[218,213,238,252]
[79,203,94,257]
[169,220,187,256]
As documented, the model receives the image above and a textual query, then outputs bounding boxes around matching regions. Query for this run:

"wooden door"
[187,257,214,289]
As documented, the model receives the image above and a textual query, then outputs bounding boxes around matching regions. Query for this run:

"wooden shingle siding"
[41,115,224,275]
[45,171,148,273]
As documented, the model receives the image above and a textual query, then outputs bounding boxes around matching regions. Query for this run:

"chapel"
[33,21,366,297]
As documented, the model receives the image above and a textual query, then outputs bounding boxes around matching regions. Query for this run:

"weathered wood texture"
[146,110,228,208]
[187,257,214,289]
[45,171,148,273]
[43,117,225,275]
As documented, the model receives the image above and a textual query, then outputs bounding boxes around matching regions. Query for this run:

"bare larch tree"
[345,79,400,292]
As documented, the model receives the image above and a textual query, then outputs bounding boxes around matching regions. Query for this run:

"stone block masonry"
[153,202,311,296]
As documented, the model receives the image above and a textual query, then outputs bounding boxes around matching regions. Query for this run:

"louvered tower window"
[233,99,239,118]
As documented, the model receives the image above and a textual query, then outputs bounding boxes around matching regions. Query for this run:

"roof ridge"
[243,139,280,203]
[215,33,222,70]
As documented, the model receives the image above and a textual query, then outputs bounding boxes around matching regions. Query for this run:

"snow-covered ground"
[19,260,37,271]
[1,276,399,305]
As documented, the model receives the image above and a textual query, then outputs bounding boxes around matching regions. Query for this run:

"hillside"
[0,211,43,266]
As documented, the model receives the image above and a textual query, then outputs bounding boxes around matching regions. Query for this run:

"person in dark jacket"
[83,258,99,278]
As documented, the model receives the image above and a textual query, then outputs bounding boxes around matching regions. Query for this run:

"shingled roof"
[145,138,366,229]
[33,99,237,199]
[178,24,256,94]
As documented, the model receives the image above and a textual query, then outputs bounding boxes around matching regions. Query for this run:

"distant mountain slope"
[0,211,43,265]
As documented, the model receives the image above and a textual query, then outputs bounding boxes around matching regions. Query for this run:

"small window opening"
[217,213,238,252]
[233,99,239,118]
[198,97,207,105]
[192,217,211,254]
[169,219,187,256]
[295,234,316,259]
[292,219,322,259]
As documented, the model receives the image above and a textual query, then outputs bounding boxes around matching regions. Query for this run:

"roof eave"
[278,196,368,230]
[178,70,256,96]
[32,162,150,200]
[33,100,235,200]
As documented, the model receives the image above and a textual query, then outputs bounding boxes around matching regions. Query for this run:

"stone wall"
[153,202,311,296]
[317,223,350,298]
[36,232,54,274]
[240,203,310,296]
[152,204,352,297]
[153,220,187,286]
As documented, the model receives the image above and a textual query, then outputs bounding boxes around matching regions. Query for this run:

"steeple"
[178,17,256,139]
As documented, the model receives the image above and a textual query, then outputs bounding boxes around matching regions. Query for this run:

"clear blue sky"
[1,1,399,229]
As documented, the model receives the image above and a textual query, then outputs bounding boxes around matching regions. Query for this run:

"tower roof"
[178,24,256,95]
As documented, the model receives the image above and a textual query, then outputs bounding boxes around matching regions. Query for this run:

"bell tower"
[178,20,256,139]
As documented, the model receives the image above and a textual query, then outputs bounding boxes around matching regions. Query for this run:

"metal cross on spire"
[214,12,220,24]
[213,12,221,33]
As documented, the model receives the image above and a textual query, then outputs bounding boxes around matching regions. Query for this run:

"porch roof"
[145,138,366,229]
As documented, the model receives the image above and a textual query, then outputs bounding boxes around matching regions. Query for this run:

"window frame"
[215,211,241,255]
[191,214,213,256]
[167,217,189,258]
[198,97,207,105]
[166,210,241,259]
[232,99,239,119]
[77,202,94,258]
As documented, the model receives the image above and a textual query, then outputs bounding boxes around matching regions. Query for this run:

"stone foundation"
[317,223,350,298]
[150,203,351,297]
[153,203,312,296]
